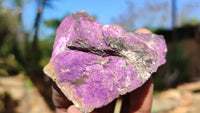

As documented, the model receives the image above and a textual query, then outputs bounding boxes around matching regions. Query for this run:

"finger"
[52,82,72,112]
[135,28,152,33]
[67,105,82,113]
[129,78,154,113]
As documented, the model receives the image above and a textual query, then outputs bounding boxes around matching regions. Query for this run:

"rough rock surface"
[44,10,167,112]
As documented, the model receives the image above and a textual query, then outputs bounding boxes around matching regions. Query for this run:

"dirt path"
[152,81,200,113]
[0,75,53,113]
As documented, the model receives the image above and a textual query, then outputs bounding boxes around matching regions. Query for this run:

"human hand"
[52,28,154,113]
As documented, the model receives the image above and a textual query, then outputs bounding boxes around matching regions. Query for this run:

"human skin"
[52,28,154,113]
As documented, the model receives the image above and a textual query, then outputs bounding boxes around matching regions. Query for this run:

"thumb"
[67,105,82,113]
[135,28,152,33]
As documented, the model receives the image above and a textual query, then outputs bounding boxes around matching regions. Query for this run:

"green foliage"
[0,6,24,76]
[14,0,24,7]
[153,42,190,91]
[167,44,190,84]
[153,75,167,91]
[0,0,57,76]
[44,19,61,30]
[92,15,97,21]
[0,9,17,47]
[38,38,53,67]
[0,1,55,76]
[179,16,199,27]
[25,78,35,88]
[168,45,188,71]
[0,54,23,76]
[190,18,199,26]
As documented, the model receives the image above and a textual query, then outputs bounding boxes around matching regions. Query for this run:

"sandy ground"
[152,81,200,113]
[0,75,53,113]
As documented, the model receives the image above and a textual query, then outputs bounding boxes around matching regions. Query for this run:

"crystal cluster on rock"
[43,10,167,112]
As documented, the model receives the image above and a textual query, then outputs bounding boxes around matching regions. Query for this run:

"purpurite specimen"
[44,10,167,112]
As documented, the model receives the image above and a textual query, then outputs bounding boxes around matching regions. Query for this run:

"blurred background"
[0,0,200,113]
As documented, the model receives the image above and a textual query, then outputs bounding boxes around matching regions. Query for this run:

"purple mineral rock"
[44,10,167,112]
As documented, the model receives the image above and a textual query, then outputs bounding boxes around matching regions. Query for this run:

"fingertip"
[52,83,72,108]
[135,28,152,33]
[67,105,82,113]
[129,77,154,113]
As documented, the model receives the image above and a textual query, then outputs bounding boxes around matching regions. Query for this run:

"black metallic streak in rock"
[67,46,125,57]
